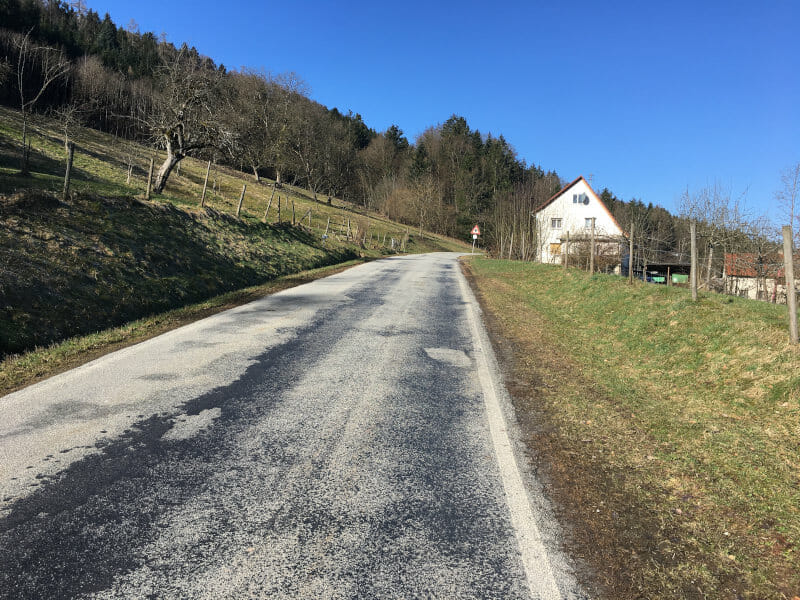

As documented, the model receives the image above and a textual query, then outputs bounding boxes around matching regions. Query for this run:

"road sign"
[471,225,481,236]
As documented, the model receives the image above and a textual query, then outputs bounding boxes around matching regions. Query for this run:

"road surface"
[0,253,584,599]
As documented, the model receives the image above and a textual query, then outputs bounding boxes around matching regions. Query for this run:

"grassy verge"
[464,257,800,599]
[0,259,366,396]
[0,190,360,355]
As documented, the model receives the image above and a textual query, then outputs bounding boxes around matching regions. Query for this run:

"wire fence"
[555,225,799,307]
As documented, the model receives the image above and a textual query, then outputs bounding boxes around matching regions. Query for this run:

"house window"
[585,218,593,228]
[551,218,562,229]
[574,193,589,204]
[573,194,578,203]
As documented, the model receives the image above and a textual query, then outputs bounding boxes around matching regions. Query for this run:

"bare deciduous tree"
[5,28,70,174]
[143,48,232,194]
[777,162,800,246]
[679,183,751,286]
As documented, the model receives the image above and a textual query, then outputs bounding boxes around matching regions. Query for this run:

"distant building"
[724,252,799,302]
[533,176,624,268]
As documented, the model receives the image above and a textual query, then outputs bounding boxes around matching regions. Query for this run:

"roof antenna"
[587,173,594,187]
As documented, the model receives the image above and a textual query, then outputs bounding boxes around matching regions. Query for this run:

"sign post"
[470,225,481,254]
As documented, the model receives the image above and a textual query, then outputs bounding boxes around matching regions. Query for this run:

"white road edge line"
[457,263,563,600]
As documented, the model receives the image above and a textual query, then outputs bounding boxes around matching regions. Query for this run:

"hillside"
[0,106,466,359]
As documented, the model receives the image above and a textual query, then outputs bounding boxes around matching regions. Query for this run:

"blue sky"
[91,0,799,221]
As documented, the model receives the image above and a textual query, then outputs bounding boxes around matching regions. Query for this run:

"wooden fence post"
[291,199,296,225]
[782,225,798,344]
[706,245,714,289]
[264,195,273,222]
[278,197,282,223]
[563,231,569,271]
[200,160,211,207]
[690,221,698,301]
[589,217,596,274]
[324,216,330,236]
[145,157,154,200]
[236,184,246,217]
[628,223,634,284]
[62,141,75,201]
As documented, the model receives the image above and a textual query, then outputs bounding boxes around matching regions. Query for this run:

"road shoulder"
[457,259,588,599]
[460,257,607,597]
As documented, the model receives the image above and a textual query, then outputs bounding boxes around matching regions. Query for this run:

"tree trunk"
[252,165,260,183]
[153,151,182,194]
[20,112,30,174]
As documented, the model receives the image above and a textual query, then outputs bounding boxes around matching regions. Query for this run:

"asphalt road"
[0,253,584,599]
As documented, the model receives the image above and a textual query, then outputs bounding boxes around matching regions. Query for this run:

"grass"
[464,257,800,599]
[0,260,365,396]
[0,106,467,364]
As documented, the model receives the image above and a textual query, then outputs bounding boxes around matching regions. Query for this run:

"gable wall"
[535,179,624,263]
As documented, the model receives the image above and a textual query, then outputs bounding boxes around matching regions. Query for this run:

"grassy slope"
[0,106,466,360]
[466,257,799,599]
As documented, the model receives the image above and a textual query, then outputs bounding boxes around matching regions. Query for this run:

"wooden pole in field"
[563,231,570,271]
[236,184,246,217]
[589,217,596,274]
[200,160,211,207]
[628,223,634,284]
[324,216,330,236]
[145,157,154,200]
[278,196,282,223]
[291,199,296,225]
[706,245,714,289]
[62,141,75,201]
[782,225,798,344]
[690,221,698,301]
[264,194,273,222]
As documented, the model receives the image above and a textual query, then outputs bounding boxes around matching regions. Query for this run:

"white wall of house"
[534,177,624,263]
[727,275,800,303]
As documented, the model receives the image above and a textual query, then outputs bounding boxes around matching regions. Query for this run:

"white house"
[533,176,625,266]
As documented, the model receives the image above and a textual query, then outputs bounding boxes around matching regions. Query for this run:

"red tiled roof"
[724,253,797,278]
